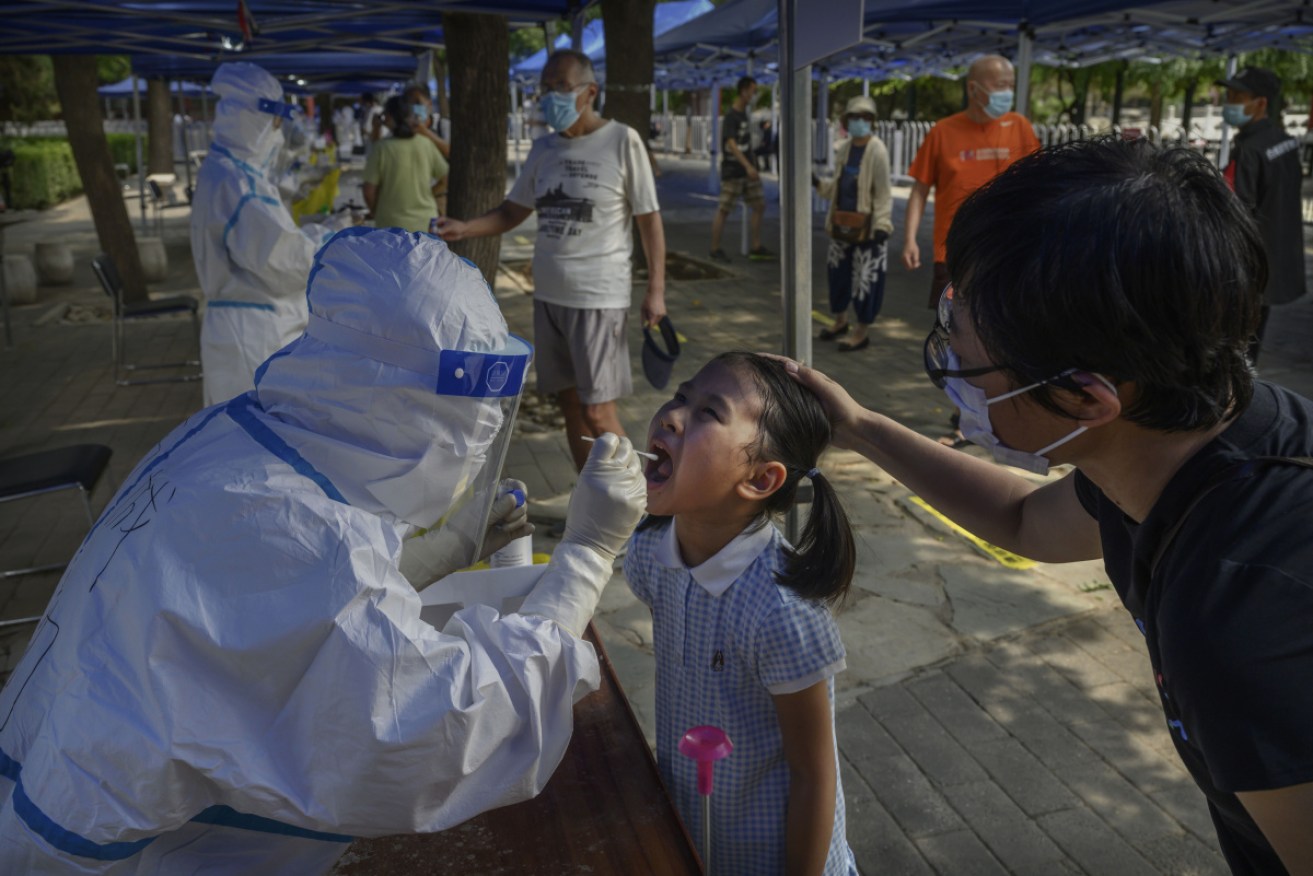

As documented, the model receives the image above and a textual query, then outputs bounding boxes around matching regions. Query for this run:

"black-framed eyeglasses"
[923,283,1002,389]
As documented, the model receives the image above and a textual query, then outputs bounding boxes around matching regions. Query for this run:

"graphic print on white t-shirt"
[536,175,596,238]
[508,121,660,310]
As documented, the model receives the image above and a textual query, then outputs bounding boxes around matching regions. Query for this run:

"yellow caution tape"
[907,495,1038,570]
[812,310,836,328]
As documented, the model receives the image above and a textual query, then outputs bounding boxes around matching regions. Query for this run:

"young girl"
[623,351,858,875]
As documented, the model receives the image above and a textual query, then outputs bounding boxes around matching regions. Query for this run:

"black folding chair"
[0,444,112,627]
[91,252,202,386]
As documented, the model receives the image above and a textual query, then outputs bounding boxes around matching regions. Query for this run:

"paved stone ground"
[3,152,1312,873]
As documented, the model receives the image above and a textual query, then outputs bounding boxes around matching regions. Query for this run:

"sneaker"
[748,246,777,261]
[709,248,731,263]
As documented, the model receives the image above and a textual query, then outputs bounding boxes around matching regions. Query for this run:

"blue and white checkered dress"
[624,518,858,875]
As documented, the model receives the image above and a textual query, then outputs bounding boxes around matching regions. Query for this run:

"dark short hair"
[383,95,414,138]
[544,49,596,84]
[946,137,1264,433]
[737,76,757,94]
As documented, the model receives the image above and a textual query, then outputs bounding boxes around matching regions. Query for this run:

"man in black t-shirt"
[709,75,774,263]
[785,138,1313,874]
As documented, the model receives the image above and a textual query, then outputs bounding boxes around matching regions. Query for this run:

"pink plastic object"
[679,725,733,795]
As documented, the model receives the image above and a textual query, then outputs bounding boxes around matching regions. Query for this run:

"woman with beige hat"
[813,94,894,353]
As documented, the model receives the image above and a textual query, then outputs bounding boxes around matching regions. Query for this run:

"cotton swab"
[579,435,659,461]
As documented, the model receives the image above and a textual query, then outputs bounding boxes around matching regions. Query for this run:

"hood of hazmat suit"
[0,229,609,875]
[191,62,337,408]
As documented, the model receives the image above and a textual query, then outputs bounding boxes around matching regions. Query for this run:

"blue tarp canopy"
[0,0,592,58]
[132,52,422,91]
[511,0,713,83]
[97,75,213,97]
[653,0,1313,87]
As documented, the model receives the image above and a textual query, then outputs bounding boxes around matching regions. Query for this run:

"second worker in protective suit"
[191,61,347,407]
[0,229,647,873]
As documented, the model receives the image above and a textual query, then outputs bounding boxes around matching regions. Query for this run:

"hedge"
[0,133,148,210]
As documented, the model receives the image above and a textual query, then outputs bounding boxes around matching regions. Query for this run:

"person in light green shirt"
[363,96,449,232]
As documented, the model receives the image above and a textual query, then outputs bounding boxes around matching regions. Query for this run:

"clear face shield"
[429,334,534,571]
[299,312,532,557]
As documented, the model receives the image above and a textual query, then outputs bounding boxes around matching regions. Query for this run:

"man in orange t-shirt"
[902,55,1040,309]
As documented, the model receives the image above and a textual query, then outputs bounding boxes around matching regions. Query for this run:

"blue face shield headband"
[257,97,299,120]
[304,313,530,398]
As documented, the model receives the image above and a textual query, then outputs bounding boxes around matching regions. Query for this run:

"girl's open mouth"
[645,444,673,486]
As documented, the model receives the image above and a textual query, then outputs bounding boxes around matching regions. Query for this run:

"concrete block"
[857,752,966,839]
[971,738,1081,816]
[940,563,1095,644]
[838,593,961,688]
[914,829,1008,875]
[1135,832,1228,876]
[906,671,1010,746]
[34,241,73,285]
[1037,806,1159,876]
[836,702,903,763]
[839,760,931,875]
[3,253,37,304]
[137,237,168,283]
[879,707,990,787]
[941,780,1072,873]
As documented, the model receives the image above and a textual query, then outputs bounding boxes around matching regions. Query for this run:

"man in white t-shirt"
[439,49,667,473]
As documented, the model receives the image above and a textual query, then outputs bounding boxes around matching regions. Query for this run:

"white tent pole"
[709,84,722,194]
[571,11,584,50]
[510,80,521,179]
[1218,54,1238,169]
[132,74,146,234]
[663,88,670,152]
[1016,28,1034,119]
[779,0,813,544]
[862,78,870,97]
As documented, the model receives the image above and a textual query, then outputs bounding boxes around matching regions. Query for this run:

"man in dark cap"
[1216,66,1307,362]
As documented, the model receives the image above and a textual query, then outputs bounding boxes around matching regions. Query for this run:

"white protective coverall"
[0,227,645,874]
[191,62,337,408]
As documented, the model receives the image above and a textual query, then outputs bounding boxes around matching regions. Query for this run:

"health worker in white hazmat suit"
[191,61,344,408]
[0,227,647,874]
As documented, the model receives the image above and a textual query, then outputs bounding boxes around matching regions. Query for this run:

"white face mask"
[941,350,1113,474]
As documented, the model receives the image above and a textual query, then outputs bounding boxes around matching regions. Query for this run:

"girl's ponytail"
[778,468,855,605]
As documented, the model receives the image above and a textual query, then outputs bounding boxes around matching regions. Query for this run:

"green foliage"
[0,56,58,123]
[0,133,146,209]
[96,56,132,85]
[0,138,80,209]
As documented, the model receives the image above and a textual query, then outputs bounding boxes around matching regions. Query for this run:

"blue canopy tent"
[98,76,212,98]
[511,0,713,84]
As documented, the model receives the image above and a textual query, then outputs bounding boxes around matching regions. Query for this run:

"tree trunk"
[433,53,450,119]
[147,78,173,175]
[52,54,148,303]
[1111,62,1126,128]
[1149,79,1163,132]
[1181,79,1197,142]
[445,12,509,285]
[601,0,656,140]
[602,0,657,272]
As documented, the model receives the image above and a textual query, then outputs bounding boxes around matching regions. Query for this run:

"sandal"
[837,336,870,353]
[818,323,850,341]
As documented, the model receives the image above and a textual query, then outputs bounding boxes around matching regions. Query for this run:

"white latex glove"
[520,434,646,636]
[562,433,647,561]
[398,479,534,589]
[481,479,535,558]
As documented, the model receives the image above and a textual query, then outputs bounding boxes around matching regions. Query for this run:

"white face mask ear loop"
[1030,372,1116,458]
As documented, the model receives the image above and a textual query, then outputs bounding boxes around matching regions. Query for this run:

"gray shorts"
[533,300,632,405]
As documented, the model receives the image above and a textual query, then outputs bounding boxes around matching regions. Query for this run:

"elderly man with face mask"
[191,62,349,408]
[901,54,1040,311]
[439,49,667,476]
[0,228,647,874]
